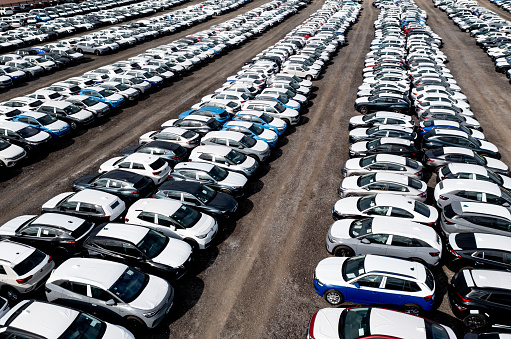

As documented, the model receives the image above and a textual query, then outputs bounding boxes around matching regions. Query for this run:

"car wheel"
[305,74,313,80]
[249,154,259,161]
[94,50,100,56]
[184,238,200,251]
[3,287,19,303]
[333,246,354,257]
[69,122,77,130]
[324,289,344,305]
[77,48,83,53]
[403,303,422,316]
[392,108,402,114]
[359,106,369,114]
[464,314,486,330]
[125,316,146,334]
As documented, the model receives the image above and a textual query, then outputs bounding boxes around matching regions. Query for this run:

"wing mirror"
[361,238,370,244]
[106,299,116,306]
[354,282,360,288]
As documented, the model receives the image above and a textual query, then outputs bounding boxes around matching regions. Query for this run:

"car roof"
[174,161,214,171]
[129,198,181,214]
[16,111,45,119]
[50,257,127,288]
[95,223,149,244]
[456,201,511,219]
[377,137,412,146]
[160,126,187,135]
[32,213,86,231]
[428,129,469,137]
[182,115,212,123]
[193,145,231,156]
[364,255,425,281]
[468,269,511,290]
[369,308,428,338]
[447,163,488,175]
[205,130,244,141]
[158,180,202,193]
[373,154,408,164]
[82,86,105,92]
[40,100,72,109]
[372,173,420,186]
[373,193,417,206]
[124,152,161,163]
[70,189,119,205]
[0,240,36,266]
[0,121,28,131]
[439,179,501,195]
[442,147,474,156]
[371,217,437,243]
[142,140,181,150]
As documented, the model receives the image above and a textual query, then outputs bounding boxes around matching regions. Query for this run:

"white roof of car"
[470,269,511,289]
[204,130,245,142]
[192,145,233,157]
[364,255,425,281]
[69,189,120,205]
[7,96,40,104]
[96,223,149,245]
[447,163,488,175]
[370,217,438,243]
[377,137,412,146]
[0,120,29,132]
[369,308,430,339]
[49,257,127,288]
[32,213,86,231]
[124,152,161,164]
[458,201,511,219]
[160,126,188,136]
[129,198,181,215]
[370,173,422,186]
[442,147,474,156]
[82,86,105,92]
[174,161,215,171]
[430,129,469,138]
[0,240,36,266]
[438,179,501,195]
[372,154,409,165]
[456,233,511,251]
[40,100,73,109]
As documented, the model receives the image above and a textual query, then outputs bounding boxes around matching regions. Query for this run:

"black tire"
[3,287,19,303]
[125,316,146,334]
[305,74,313,80]
[403,303,422,316]
[324,289,344,305]
[283,119,291,126]
[333,246,355,257]
[94,50,100,56]
[249,154,259,162]
[184,238,200,251]
[464,314,486,330]
[77,48,83,53]
[69,121,77,130]
[359,106,369,114]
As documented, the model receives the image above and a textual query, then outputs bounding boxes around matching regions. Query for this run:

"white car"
[0,139,26,167]
[201,130,270,162]
[139,127,201,149]
[0,300,134,338]
[281,64,320,80]
[99,153,170,185]
[342,154,423,179]
[0,240,54,302]
[190,145,259,178]
[437,163,511,190]
[125,198,218,250]
[27,89,66,102]
[434,179,511,209]
[332,194,438,225]
[241,100,300,126]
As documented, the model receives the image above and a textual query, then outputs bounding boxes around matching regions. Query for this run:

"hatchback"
[313,255,436,313]
[121,141,187,167]
[434,180,511,209]
[422,129,500,159]
[0,120,51,151]
[99,153,170,185]
[13,111,70,139]
[79,86,125,108]
[161,116,221,136]
[37,100,95,129]
[349,137,419,159]
[190,145,259,178]
[139,127,200,149]
[348,125,416,143]
[233,111,287,135]
[437,163,511,190]
[201,130,270,162]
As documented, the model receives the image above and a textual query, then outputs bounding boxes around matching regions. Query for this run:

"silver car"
[434,179,511,210]
[342,154,423,179]
[338,173,427,201]
[201,130,270,162]
[45,257,174,332]
[325,217,442,266]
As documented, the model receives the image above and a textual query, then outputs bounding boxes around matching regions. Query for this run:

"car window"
[391,235,414,247]
[90,285,112,301]
[390,207,414,218]
[157,214,173,227]
[79,203,99,214]
[137,211,155,223]
[199,153,213,161]
[70,282,88,296]
[355,275,383,288]
[20,226,39,236]
[361,234,389,244]
[118,162,131,169]
[367,183,387,191]
[132,163,145,170]
[40,227,58,238]
[366,206,389,216]
[383,277,408,291]
[388,183,408,192]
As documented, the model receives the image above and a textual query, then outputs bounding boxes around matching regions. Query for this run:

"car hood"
[259,128,277,141]
[208,192,238,211]
[500,175,511,190]
[0,215,36,235]
[311,309,343,339]
[252,140,270,152]
[333,197,360,215]
[350,141,369,153]
[103,324,134,339]
[71,109,94,120]
[222,171,248,188]
[340,176,359,190]
[152,238,192,267]
[26,131,50,143]
[315,257,346,284]
[46,120,69,132]
[130,275,169,310]
[42,192,74,209]
[0,143,24,158]
[106,93,124,102]
[329,220,353,240]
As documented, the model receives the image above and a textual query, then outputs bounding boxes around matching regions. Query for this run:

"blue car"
[418,120,486,140]
[233,111,287,135]
[78,87,125,108]
[222,121,278,148]
[195,42,222,55]
[313,255,436,313]
[255,94,301,111]
[13,111,70,138]
[179,106,230,124]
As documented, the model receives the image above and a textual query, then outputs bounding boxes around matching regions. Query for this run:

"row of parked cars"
[433,0,511,83]
[0,0,321,337]
[489,0,511,14]
[308,0,511,338]
[0,0,305,170]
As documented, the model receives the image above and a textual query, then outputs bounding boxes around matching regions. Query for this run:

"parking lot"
[0,0,510,337]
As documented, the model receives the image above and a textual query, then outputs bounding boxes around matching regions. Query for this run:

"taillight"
[424,295,433,301]
[426,158,433,162]
[16,275,33,284]
[45,287,51,293]
[104,215,110,220]
[418,192,426,197]
[308,312,317,339]
[132,191,139,194]
[429,252,440,257]
[125,218,129,222]
[457,291,471,302]
[449,248,461,258]
[427,221,435,226]
[153,170,162,175]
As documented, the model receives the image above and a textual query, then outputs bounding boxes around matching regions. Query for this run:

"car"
[98,81,140,102]
[281,65,320,80]
[233,111,287,135]
[125,198,218,250]
[241,100,300,126]
[75,41,110,55]
[221,120,278,148]
[418,120,485,140]
[79,86,125,108]
[437,163,511,190]
[139,127,201,149]
[342,154,423,179]
[65,94,110,118]
[440,201,511,237]
[332,194,438,226]
[161,116,222,136]
[0,300,134,338]
[189,145,259,178]
[422,129,500,159]
[349,137,419,159]
[12,111,70,139]
[0,213,95,258]
[0,120,51,151]
[0,240,54,302]
[338,173,427,201]
[121,141,187,167]
[448,268,511,330]
[45,257,174,332]
[98,153,170,185]
[348,111,414,130]
[153,181,238,217]
[434,179,511,209]
[83,223,193,281]
[201,130,271,162]
[348,125,416,143]
[420,111,482,131]
[313,255,436,313]
[325,217,442,266]
[446,232,511,272]
[169,162,248,197]
[354,94,410,114]
[41,189,126,222]
[423,147,509,175]
[178,106,231,124]
[0,139,26,168]
[307,307,456,339]
[108,74,153,94]
[72,169,156,202]
[37,100,95,129]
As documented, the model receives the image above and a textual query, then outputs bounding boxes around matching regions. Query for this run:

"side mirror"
[504,202,510,207]
[106,299,116,306]
[354,282,360,288]
[361,238,370,244]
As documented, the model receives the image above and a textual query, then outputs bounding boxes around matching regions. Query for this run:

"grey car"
[74,41,110,55]
[342,154,423,179]
[434,179,511,210]
[201,130,270,162]
[325,217,442,266]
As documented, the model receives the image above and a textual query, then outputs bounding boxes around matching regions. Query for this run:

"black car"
[422,129,501,159]
[349,137,420,159]
[121,140,187,166]
[349,125,416,143]
[72,169,155,202]
[419,112,482,131]
[448,268,511,330]
[165,117,221,136]
[153,181,238,217]
[40,53,72,68]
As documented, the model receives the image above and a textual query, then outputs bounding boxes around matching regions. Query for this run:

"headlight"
[196,233,208,239]
[327,234,336,243]
[143,310,158,318]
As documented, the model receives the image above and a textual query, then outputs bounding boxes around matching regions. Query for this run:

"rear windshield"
[424,319,450,339]
[443,204,456,219]
[408,177,423,189]
[406,158,419,169]
[13,249,46,276]
[182,130,197,139]
[108,268,148,303]
[441,166,451,177]
[209,165,228,181]
[414,201,431,218]
[134,176,152,189]
[17,126,39,138]
[360,155,376,167]
[150,158,166,170]
[454,233,476,250]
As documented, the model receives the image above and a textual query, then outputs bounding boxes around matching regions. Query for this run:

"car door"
[58,281,92,312]
[378,276,417,306]
[346,274,383,305]
[385,235,417,259]
[154,212,182,240]
[88,284,125,324]
[356,233,389,256]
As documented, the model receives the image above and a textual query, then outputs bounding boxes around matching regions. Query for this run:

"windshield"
[339,308,371,339]
[17,126,39,138]
[240,135,256,148]
[81,97,99,106]
[132,77,144,84]
[37,114,57,125]
[209,165,228,180]
[357,173,376,187]
[349,218,373,238]
[362,113,376,122]
[248,124,264,135]
[98,89,115,97]
[171,205,201,228]
[225,149,247,164]
[194,185,217,204]
[414,201,431,217]
[424,319,450,339]
[357,195,376,212]
[260,113,274,123]
[108,268,147,303]
[0,139,8,151]
[115,83,130,91]
[3,67,17,73]
[360,155,377,167]
[275,103,286,113]
[29,100,43,108]
[182,130,197,139]
[64,105,81,115]
[58,313,106,339]
[136,230,168,259]
[366,139,380,150]
[342,255,366,280]
[12,249,46,275]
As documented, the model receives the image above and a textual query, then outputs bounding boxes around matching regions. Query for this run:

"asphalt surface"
[0,0,510,337]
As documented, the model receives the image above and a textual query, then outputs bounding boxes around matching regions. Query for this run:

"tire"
[305,74,313,80]
[403,303,422,316]
[69,121,77,130]
[359,106,369,114]
[464,314,486,330]
[4,287,19,303]
[324,289,344,305]
[283,119,290,126]
[184,238,200,251]
[124,316,146,334]
[392,108,402,114]
[249,154,259,161]
[333,246,355,257]
[94,50,100,56]
[77,48,83,53]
